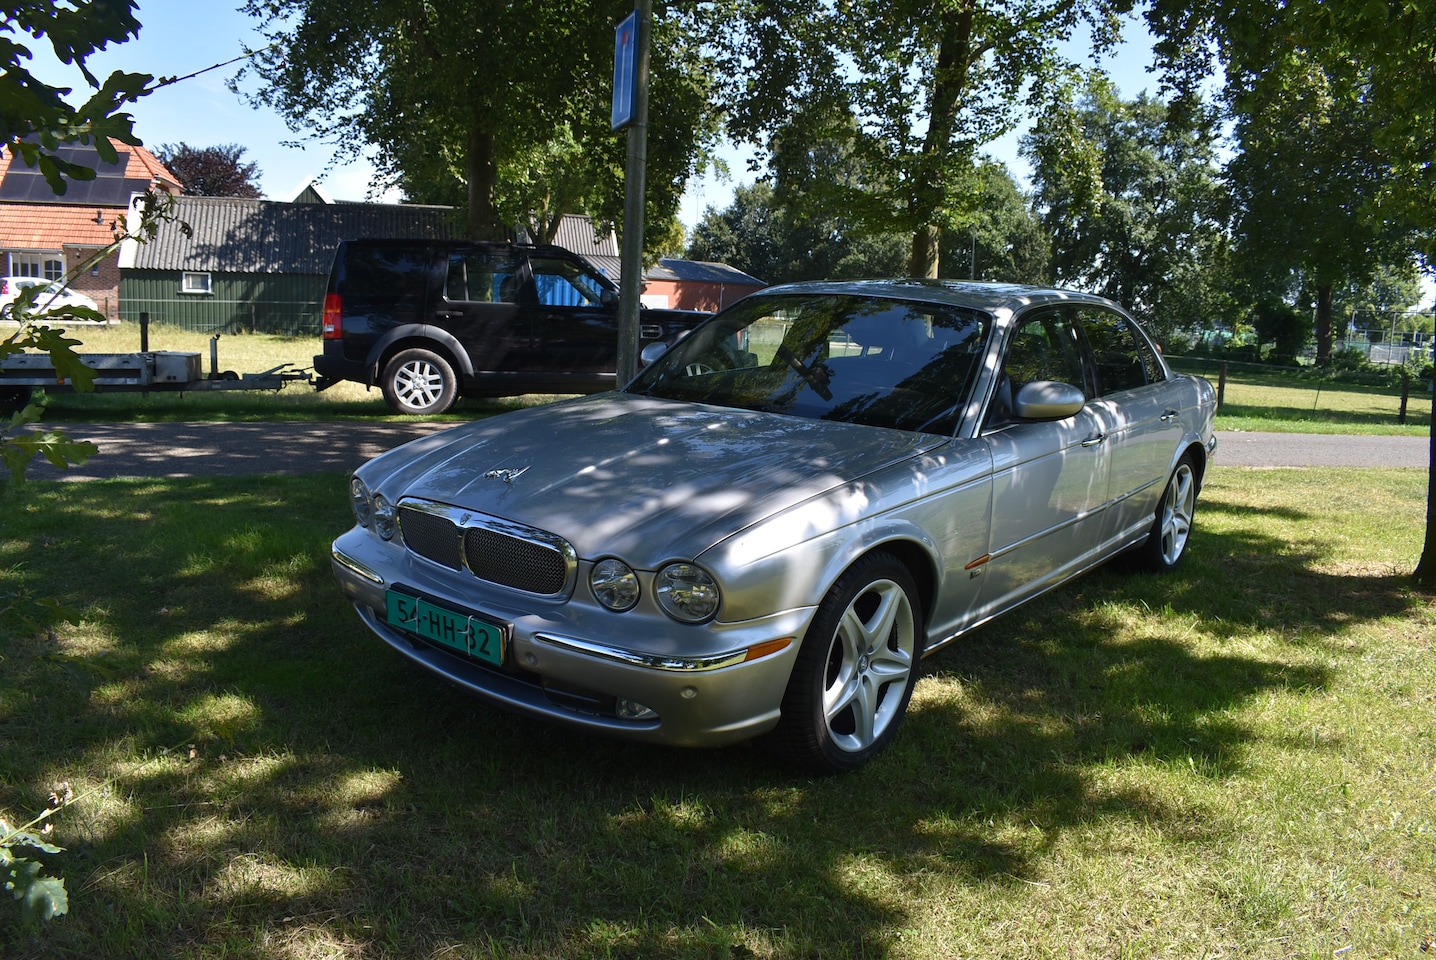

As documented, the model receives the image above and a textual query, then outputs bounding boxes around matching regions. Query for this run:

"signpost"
[612,2,651,386]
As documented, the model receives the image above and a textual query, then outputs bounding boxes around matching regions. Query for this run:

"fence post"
[1399,369,1410,425]
[140,311,148,352]
[1217,362,1227,411]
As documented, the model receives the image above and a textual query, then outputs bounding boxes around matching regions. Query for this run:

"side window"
[1078,308,1162,395]
[529,257,607,308]
[445,251,522,303]
[986,309,1086,429]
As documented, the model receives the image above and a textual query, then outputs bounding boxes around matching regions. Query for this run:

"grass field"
[9,323,1433,433]
[1,467,1432,958]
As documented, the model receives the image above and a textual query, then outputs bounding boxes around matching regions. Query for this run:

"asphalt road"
[17,422,1430,482]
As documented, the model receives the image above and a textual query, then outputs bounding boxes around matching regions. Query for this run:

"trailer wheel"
[0,385,33,416]
[381,348,458,415]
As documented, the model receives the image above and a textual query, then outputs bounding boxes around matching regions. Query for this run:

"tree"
[0,0,166,925]
[0,0,153,191]
[237,0,719,253]
[717,0,1125,278]
[1225,59,1408,366]
[1141,0,1436,587]
[154,142,262,198]
[1024,80,1229,343]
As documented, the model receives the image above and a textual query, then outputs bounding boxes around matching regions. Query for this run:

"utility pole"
[613,1,651,386]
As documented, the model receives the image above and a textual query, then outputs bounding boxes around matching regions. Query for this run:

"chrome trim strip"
[535,633,749,673]
[333,546,385,585]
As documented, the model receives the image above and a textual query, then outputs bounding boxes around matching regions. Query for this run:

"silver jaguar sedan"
[331,280,1217,772]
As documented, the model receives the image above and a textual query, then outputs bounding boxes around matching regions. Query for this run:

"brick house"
[0,140,181,319]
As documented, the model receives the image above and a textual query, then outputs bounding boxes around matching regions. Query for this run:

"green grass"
[2,467,1433,958]
[16,323,571,422]
[12,322,1434,432]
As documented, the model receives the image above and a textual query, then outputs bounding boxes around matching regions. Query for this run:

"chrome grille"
[398,507,462,569]
[397,500,575,597]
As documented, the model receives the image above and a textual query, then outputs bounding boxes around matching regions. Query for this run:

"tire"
[771,553,925,773]
[381,348,458,415]
[1135,454,1198,572]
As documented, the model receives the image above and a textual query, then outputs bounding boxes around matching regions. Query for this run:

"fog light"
[615,698,658,721]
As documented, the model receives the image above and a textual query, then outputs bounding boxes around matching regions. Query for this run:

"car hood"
[363,393,948,567]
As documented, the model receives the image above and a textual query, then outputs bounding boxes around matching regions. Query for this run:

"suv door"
[526,254,621,390]
[438,247,537,376]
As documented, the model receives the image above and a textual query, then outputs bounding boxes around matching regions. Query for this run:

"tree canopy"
[715,0,1125,278]
[156,142,263,198]
[237,0,720,252]
[1024,81,1229,343]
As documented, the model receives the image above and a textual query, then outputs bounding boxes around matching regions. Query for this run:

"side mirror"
[1012,380,1085,420]
[601,288,619,309]
[639,342,669,368]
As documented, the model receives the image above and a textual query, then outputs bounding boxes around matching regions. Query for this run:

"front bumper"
[330,529,814,747]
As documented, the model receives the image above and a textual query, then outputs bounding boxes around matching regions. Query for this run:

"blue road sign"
[612,10,639,130]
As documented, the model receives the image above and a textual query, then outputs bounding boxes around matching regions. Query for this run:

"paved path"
[17,423,1432,482]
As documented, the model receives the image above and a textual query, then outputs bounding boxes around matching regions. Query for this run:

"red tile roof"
[0,203,125,249]
[0,139,179,250]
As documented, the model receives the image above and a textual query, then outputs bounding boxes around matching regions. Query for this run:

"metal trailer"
[0,334,310,414]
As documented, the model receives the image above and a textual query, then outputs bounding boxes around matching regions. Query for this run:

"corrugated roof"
[126,195,461,273]
[549,214,619,256]
[651,258,765,286]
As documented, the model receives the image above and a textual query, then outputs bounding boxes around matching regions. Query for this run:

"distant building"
[555,214,765,311]
[0,140,181,318]
[118,194,458,334]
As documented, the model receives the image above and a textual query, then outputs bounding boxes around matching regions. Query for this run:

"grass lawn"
[1,467,1432,958]
[10,323,1433,434]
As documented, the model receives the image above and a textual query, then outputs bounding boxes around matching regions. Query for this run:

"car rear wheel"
[771,553,924,773]
[1136,454,1197,572]
[381,348,458,415]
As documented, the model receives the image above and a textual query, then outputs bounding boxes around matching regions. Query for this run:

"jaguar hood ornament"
[483,466,531,484]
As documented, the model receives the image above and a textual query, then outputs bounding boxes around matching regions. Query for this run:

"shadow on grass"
[0,474,1420,958]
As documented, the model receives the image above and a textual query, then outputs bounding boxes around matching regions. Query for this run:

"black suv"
[314,239,709,414]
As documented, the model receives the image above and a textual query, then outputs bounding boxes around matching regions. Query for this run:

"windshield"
[628,293,991,435]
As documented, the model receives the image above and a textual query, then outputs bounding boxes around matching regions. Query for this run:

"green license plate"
[385,590,504,666]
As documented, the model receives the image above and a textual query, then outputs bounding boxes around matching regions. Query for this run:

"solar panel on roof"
[0,144,144,205]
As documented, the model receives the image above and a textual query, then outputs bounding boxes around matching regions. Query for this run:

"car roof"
[750,278,1125,317]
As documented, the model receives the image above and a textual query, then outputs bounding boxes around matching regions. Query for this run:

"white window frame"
[181,271,213,294]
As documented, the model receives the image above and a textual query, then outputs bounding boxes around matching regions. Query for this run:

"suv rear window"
[340,247,433,313]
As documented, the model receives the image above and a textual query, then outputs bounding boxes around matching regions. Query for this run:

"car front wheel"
[771,553,924,774]
[381,348,458,415]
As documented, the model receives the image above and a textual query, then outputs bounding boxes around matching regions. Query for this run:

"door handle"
[1160,409,1179,422]
[1080,433,1107,448]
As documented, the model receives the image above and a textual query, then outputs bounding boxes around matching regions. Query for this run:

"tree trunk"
[1414,374,1436,589]
[466,126,502,241]
[1314,282,1334,365]
[906,6,973,279]
[910,225,941,278]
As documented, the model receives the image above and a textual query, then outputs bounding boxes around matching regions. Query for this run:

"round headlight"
[350,476,373,527]
[372,494,397,541]
[655,563,721,623]
[591,558,640,611]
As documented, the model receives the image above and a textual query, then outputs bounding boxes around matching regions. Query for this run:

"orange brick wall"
[66,245,121,319]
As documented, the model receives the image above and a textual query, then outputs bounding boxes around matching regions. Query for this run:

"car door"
[526,254,620,389]
[1075,306,1184,546]
[436,247,535,375]
[974,307,1111,620]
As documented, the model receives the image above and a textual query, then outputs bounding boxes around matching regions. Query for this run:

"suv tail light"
[322,293,342,338]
